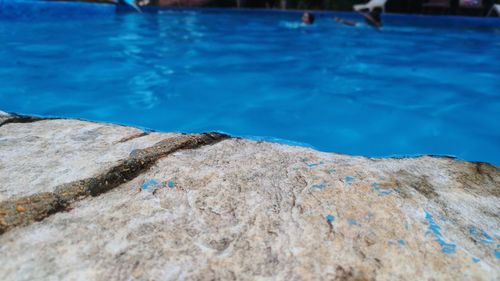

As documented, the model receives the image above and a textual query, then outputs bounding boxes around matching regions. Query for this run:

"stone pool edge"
[0,112,498,235]
[2,110,496,166]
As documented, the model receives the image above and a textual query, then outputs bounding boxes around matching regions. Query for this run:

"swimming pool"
[1,1,499,164]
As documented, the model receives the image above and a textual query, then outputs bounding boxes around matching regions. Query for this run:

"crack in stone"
[0,112,48,127]
[114,132,150,144]
[0,132,230,235]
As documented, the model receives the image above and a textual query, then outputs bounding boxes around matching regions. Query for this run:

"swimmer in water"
[301,11,315,25]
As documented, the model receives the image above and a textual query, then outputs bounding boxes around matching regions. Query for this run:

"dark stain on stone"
[0,193,65,234]
[335,266,355,281]
[209,237,233,252]
[335,266,374,281]
[364,235,376,247]
[0,113,48,127]
[115,132,149,144]
[455,162,500,197]
[427,155,457,160]
[0,132,230,235]
[395,170,437,199]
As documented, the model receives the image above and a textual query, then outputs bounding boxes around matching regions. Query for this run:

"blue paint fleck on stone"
[481,230,493,244]
[168,180,175,188]
[141,179,158,190]
[424,210,456,254]
[372,183,401,196]
[345,176,354,185]
[347,219,359,226]
[389,240,406,246]
[309,162,324,168]
[374,187,394,196]
[312,181,327,189]
[472,257,480,263]
[469,226,494,244]
[469,226,478,236]
[130,149,140,157]
[364,212,374,222]
[495,250,500,259]
[302,158,324,168]
[326,214,335,223]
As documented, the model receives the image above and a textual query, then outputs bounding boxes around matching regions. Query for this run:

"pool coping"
[1,111,497,167]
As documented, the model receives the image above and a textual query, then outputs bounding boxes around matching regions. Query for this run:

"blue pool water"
[1,1,500,164]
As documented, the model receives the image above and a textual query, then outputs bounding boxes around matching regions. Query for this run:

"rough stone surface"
[0,111,44,127]
[0,118,499,281]
[0,111,11,125]
[0,129,228,234]
[0,119,177,201]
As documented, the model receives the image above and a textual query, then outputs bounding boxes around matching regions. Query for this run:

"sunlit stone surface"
[0,117,498,281]
[0,119,177,200]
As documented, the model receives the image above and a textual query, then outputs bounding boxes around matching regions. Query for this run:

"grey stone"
[0,119,178,201]
[0,117,498,281]
[0,111,12,125]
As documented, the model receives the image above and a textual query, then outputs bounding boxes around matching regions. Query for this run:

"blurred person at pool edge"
[334,8,383,29]
[302,11,315,25]
[363,8,383,28]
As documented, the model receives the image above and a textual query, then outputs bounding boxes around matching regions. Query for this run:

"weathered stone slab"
[0,119,178,201]
[0,135,498,280]
[0,111,11,125]
[0,130,228,234]
[0,111,44,127]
